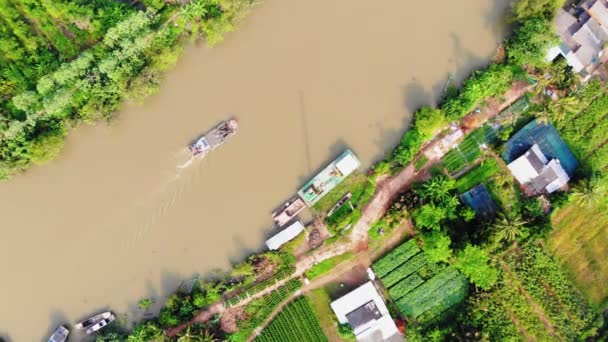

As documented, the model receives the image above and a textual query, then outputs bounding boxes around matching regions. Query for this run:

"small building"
[265,220,305,250]
[546,0,608,80]
[507,144,570,194]
[297,150,361,207]
[330,281,401,342]
[460,184,499,217]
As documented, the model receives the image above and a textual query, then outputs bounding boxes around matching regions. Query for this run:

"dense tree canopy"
[511,0,565,22]
[456,245,498,290]
[506,17,558,68]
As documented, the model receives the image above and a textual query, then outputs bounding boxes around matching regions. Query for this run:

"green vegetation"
[230,278,302,342]
[396,267,468,323]
[305,252,353,280]
[550,202,608,306]
[314,173,376,234]
[137,298,153,310]
[224,268,293,308]
[506,17,558,68]
[454,159,500,193]
[455,245,498,290]
[0,0,255,179]
[441,125,497,174]
[256,297,327,342]
[372,239,420,278]
[306,288,342,341]
[374,239,469,325]
[414,155,429,171]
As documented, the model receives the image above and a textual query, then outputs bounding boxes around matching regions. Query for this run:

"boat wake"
[123,149,210,247]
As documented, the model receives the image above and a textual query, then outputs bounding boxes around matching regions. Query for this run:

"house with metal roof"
[546,0,608,80]
[297,149,361,207]
[330,281,401,342]
[507,144,571,194]
[265,220,305,250]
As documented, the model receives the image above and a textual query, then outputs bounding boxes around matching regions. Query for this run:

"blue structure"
[501,120,578,177]
[460,184,499,217]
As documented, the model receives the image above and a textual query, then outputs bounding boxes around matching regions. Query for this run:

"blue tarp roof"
[501,120,579,177]
[460,184,498,217]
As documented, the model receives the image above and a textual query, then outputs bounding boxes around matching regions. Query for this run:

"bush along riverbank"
[0,0,257,179]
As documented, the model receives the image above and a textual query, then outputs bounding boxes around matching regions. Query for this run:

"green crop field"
[374,240,468,324]
[257,297,328,342]
[442,125,497,174]
[550,203,608,306]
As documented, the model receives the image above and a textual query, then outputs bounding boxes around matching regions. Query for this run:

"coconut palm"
[531,72,553,97]
[181,1,208,22]
[546,96,580,122]
[493,212,527,243]
[178,326,199,342]
[571,178,606,208]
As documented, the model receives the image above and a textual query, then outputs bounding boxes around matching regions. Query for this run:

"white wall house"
[546,0,608,79]
[330,282,401,342]
[507,144,570,194]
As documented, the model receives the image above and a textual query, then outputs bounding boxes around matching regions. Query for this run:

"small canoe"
[48,325,69,342]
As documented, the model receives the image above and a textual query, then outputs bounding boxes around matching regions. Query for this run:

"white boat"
[75,311,114,330]
[48,325,69,342]
[189,119,238,158]
[85,314,115,334]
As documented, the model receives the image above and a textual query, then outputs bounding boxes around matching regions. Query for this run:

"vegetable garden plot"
[373,239,420,278]
[256,297,328,342]
[442,125,497,173]
[395,266,468,322]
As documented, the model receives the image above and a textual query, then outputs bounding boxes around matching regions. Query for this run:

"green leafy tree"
[421,231,453,263]
[127,321,165,342]
[456,245,498,290]
[507,17,558,68]
[417,175,456,204]
[511,0,565,22]
[414,106,447,139]
[29,130,66,164]
[412,203,447,231]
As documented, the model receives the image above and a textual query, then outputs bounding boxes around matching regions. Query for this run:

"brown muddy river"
[0,0,511,340]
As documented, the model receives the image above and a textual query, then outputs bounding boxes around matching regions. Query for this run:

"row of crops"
[441,125,497,174]
[256,297,328,342]
[373,239,469,324]
[231,278,302,341]
[224,269,293,308]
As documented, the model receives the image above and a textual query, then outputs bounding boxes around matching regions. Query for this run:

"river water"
[0,0,511,340]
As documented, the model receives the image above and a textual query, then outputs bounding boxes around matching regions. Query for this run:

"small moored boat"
[75,311,114,331]
[48,325,69,342]
[85,314,116,334]
[189,119,238,158]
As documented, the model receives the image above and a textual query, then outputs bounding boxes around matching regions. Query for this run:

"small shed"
[460,184,499,217]
[265,220,305,250]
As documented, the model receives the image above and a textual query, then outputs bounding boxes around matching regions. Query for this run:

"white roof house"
[546,0,608,78]
[330,282,401,342]
[507,144,570,194]
[265,220,305,250]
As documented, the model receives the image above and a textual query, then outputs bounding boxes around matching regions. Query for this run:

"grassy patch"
[305,252,354,280]
[306,288,342,341]
[549,203,608,306]
[314,172,375,234]
[455,159,499,193]
[313,173,368,212]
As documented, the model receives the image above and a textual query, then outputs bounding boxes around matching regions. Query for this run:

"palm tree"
[493,212,527,243]
[571,178,605,208]
[531,72,553,97]
[181,1,208,22]
[178,326,200,342]
[547,96,580,122]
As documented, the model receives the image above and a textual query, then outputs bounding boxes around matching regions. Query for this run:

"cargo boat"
[272,197,306,227]
[189,119,239,158]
